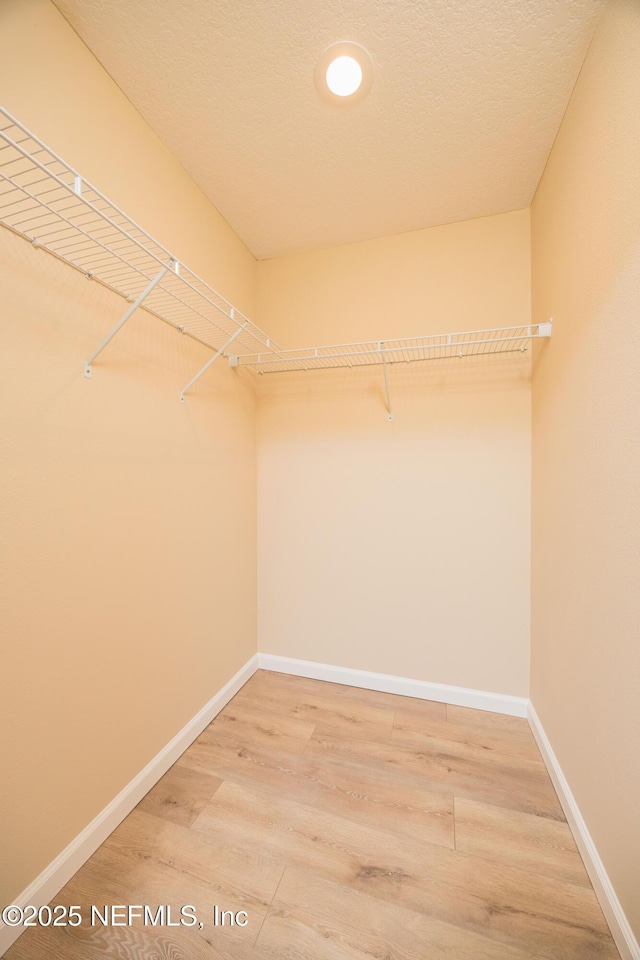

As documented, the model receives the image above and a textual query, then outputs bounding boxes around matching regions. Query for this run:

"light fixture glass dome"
[315,42,373,106]
[325,55,363,97]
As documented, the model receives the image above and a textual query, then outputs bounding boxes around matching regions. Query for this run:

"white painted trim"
[257,653,528,717]
[0,654,259,958]
[528,703,640,960]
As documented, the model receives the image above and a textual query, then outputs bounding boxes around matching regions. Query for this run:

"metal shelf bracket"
[83,261,175,378]
[380,342,393,421]
[538,319,553,337]
[179,322,248,403]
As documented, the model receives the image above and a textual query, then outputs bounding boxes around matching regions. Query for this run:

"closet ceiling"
[53,0,603,259]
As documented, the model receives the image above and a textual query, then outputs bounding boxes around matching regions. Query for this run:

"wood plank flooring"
[5,670,620,960]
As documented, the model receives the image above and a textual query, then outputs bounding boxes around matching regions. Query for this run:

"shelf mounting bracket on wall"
[83,261,176,379]
[538,320,553,337]
[380,342,393,421]
[179,320,248,403]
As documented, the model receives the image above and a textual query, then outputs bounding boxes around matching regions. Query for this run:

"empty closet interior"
[0,0,638,958]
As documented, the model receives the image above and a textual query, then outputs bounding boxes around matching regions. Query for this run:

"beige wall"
[6,0,636,942]
[257,210,533,695]
[0,0,257,905]
[531,0,640,940]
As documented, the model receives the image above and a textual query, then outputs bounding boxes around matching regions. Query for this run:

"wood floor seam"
[300,723,318,756]
[453,794,457,850]
[253,864,288,948]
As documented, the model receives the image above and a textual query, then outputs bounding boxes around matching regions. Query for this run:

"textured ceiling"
[53,0,604,258]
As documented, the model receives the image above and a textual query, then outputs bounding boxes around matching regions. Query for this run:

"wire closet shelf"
[0,106,552,401]
[0,106,284,396]
[229,325,551,374]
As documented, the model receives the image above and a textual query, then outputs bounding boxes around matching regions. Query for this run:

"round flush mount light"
[326,55,362,96]
[315,42,373,106]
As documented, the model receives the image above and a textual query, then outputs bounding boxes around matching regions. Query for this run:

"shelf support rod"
[84,262,172,378]
[180,322,248,403]
[380,342,393,422]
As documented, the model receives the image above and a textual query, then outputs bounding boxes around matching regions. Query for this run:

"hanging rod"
[0,106,283,395]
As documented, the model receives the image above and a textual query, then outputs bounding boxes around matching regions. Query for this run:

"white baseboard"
[257,653,528,718]
[0,654,259,958]
[528,703,639,960]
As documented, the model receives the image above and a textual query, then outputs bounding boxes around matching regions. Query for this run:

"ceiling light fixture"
[326,56,362,97]
[315,42,373,106]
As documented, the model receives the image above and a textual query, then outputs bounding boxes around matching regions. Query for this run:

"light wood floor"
[6,670,620,960]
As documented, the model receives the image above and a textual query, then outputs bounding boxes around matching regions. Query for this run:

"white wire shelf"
[0,107,552,410]
[0,106,282,396]
[229,324,551,374]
